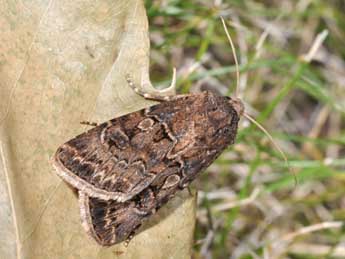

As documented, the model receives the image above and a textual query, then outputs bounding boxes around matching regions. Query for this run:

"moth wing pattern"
[53,107,173,202]
[79,172,181,246]
[53,90,243,245]
[54,92,240,202]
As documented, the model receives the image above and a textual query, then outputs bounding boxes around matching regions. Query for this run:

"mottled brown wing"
[53,107,176,202]
[78,170,180,246]
[53,91,240,202]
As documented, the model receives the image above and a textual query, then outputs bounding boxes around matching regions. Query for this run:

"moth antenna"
[221,16,240,98]
[244,112,297,185]
[221,17,296,185]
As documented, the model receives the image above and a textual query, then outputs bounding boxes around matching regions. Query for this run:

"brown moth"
[53,80,244,245]
[52,17,252,246]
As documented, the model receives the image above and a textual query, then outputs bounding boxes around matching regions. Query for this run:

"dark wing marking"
[53,108,176,201]
[79,191,148,246]
[53,91,240,202]
[79,169,180,245]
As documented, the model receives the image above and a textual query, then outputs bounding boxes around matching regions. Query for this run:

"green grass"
[146,1,345,258]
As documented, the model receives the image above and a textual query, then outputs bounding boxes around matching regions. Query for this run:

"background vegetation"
[145,1,345,258]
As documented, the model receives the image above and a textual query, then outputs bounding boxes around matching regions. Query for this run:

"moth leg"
[123,236,131,247]
[80,121,98,127]
[125,68,177,102]
[123,228,139,247]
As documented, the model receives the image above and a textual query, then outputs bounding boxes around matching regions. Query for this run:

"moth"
[52,72,244,246]
[51,17,263,246]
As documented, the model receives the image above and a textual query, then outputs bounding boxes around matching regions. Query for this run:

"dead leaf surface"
[0,0,195,258]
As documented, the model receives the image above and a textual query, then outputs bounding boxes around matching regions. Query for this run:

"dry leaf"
[0,0,195,258]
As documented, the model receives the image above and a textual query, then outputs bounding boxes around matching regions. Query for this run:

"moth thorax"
[229,97,244,117]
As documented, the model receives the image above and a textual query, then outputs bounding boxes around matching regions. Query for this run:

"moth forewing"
[52,90,243,245]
